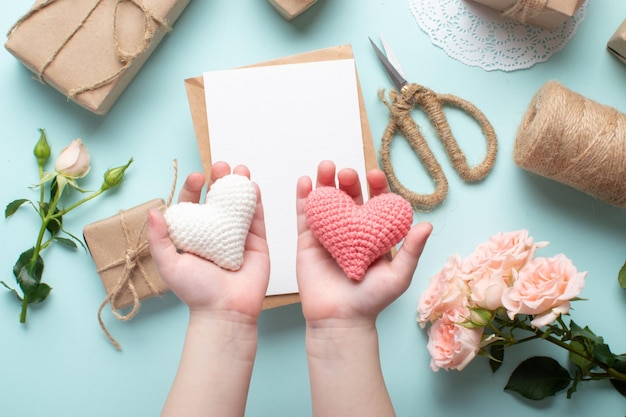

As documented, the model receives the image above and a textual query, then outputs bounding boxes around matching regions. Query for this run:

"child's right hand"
[146,162,270,322]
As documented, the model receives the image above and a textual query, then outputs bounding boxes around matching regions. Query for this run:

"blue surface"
[1,1,625,416]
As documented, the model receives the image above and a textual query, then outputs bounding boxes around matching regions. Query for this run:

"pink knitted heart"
[305,187,413,280]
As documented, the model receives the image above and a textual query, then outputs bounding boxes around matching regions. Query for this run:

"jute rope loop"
[379,83,498,211]
[7,0,172,98]
[502,0,548,24]
[97,160,178,350]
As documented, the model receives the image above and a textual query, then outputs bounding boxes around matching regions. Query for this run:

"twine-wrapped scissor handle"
[379,83,498,211]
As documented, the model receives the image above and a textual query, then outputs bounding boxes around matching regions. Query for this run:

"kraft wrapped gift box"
[5,0,190,115]
[467,0,585,30]
[267,0,317,21]
[607,19,626,65]
[83,198,170,311]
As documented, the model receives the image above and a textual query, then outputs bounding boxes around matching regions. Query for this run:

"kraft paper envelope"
[184,44,378,309]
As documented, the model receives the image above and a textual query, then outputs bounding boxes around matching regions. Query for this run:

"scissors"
[369,36,498,211]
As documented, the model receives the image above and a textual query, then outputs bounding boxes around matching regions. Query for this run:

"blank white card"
[203,58,366,295]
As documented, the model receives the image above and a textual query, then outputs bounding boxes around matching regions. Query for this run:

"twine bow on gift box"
[96,210,160,350]
[6,0,172,100]
[502,0,548,25]
[96,161,178,350]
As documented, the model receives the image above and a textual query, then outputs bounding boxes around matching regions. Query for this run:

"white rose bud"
[54,139,91,179]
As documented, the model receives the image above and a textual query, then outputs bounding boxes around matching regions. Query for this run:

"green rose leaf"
[569,320,602,373]
[1,280,23,301]
[489,343,505,373]
[566,370,583,399]
[13,248,44,295]
[49,176,59,200]
[5,199,30,218]
[570,321,603,344]
[46,218,62,237]
[26,283,52,304]
[60,229,87,251]
[593,343,617,368]
[609,360,626,398]
[504,356,571,400]
[619,261,626,290]
[569,339,594,374]
[42,203,62,236]
[610,380,626,398]
[54,236,77,249]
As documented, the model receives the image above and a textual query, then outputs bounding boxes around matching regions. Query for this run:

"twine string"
[379,83,497,211]
[514,81,626,209]
[379,89,448,210]
[97,160,178,350]
[502,0,548,24]
[7,0,172,97]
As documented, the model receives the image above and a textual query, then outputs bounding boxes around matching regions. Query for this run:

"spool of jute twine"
[513,81,626,209]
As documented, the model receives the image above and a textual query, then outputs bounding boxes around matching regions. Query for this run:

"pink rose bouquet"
[2,129,132,323]
[418,230,626,400]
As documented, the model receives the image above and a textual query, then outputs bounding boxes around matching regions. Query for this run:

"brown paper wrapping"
[467,0,584,30]
[607,19,626,65]
[184,45,378,309]
[266,0,318,21]
[5,0,190,115]
[84,199,169,310]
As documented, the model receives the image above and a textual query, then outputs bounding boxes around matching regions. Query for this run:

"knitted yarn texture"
[514,81,626,209]
[164,174,257,270]
[305,187,413,281]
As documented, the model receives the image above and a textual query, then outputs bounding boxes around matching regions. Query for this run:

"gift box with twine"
[266,0,318,21]
[5,0,190,115]
[84,198,170,349]
[467,0,585,30]
[607,19,626,65]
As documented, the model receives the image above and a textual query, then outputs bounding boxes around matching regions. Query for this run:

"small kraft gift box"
[266,0,318,21]
[5,0,190,115]
[607,19,626,65]
[84,198,170,349]
[467,0,585,30]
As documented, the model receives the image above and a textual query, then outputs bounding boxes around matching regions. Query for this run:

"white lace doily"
[408,0,590,71]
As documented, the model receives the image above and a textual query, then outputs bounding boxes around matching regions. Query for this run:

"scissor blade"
[368,37,407,91]
[381,36,407,80]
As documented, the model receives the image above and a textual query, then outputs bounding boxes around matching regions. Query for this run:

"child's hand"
[296,160,432,328]
[147,162,270,321]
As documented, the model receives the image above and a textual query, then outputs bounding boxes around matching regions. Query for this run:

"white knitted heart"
[164,174,257,270]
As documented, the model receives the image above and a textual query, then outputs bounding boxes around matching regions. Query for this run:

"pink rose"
[468,267,508,311]
[502,254,587,327]
[54,139,91,179]
[426,314,483,371]
[462,230,546,281]
[417,254,469,327]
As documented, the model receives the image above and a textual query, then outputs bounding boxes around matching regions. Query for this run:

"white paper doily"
[408,0,590,71]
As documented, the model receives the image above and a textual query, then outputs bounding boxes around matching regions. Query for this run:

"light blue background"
[1,1,625,416]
